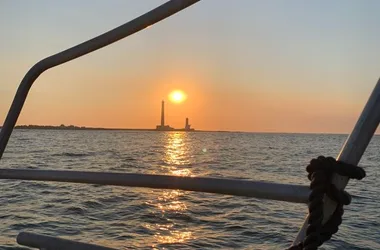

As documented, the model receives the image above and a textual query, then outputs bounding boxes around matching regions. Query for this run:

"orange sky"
[1,1,379,133]
[0,57,367,133]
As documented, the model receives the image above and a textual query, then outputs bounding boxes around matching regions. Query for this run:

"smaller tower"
[185,117,191,130]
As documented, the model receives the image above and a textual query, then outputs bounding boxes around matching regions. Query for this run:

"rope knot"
[288,156,365,250]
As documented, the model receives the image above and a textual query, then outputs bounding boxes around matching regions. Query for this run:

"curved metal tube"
[0,0,200,158]
[18,232,116,250]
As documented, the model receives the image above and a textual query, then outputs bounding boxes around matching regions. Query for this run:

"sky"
[0,0,379,133]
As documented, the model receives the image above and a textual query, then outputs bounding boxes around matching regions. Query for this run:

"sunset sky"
[0,0,379,133]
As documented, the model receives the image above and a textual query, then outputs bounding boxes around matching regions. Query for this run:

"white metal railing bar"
[0,169,310,203]
[17,232,116,250]
[292,78,380,245]
[0,0,200,159]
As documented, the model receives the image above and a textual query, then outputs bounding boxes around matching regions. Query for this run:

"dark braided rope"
[288,156,365,250]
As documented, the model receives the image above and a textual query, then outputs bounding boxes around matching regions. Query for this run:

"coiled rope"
[288,156,366,250]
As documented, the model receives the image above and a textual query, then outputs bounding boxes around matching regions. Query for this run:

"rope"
[288,156,365,250]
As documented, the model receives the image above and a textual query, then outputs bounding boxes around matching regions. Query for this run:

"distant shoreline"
[0,125,366,135]
[5,125,231,133]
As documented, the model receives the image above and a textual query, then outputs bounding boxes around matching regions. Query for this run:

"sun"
[168,90,187,104]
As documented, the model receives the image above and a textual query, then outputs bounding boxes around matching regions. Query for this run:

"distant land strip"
[1,124,231,133]
[0,125,364,135]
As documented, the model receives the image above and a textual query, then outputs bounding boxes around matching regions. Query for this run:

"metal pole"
[0,169,310,203]
[0,0,200,158]
[292,78,380,245]
[17,232,116,250]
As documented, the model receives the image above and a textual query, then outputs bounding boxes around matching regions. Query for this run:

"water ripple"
[0,131,378,249]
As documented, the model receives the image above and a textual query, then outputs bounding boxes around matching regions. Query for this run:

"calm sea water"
[0,130,379,249]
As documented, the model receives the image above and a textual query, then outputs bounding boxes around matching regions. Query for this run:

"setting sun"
[168,90,187,104]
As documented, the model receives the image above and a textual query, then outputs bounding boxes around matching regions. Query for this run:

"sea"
[0,130,378,249]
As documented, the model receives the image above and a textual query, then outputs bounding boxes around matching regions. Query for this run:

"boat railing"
[0,1,379,249]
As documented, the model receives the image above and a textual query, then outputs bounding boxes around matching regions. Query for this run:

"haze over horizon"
[1,1,380,134]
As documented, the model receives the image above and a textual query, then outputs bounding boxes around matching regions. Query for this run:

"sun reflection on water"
[163,132,193,176]
[156,231,193,244]
[149,132,194,247]
[157,190,187,212]
[171,168,192,177]
[148,222,193,248]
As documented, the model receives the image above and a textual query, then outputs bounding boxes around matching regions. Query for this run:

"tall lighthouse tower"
[160,100,165,127]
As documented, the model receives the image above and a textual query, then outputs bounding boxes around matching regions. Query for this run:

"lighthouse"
[160,100,165,127]
[156,100,173,131]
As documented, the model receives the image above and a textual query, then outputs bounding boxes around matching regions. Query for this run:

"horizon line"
[4,124,379,136]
